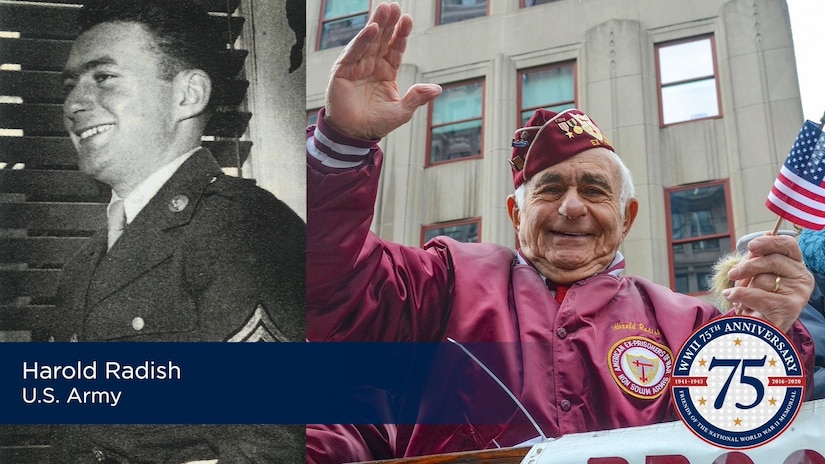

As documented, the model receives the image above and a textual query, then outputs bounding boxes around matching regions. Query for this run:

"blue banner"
[0,342,451,424]
[0,341,565,425]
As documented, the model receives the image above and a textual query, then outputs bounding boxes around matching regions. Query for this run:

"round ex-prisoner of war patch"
[671,316,804,450]
[608,336,674,400]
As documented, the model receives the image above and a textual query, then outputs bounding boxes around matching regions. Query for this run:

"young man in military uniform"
[51,0,304,461]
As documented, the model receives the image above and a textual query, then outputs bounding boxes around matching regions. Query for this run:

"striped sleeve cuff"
[307,108,379,169]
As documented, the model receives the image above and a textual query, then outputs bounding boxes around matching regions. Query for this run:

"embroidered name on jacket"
[612,321,662,337]
[608,336,673,399]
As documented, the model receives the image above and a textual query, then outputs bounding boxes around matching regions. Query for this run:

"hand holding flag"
[732,117,825,315]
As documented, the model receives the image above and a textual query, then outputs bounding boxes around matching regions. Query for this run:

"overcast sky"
[787,0,824,123]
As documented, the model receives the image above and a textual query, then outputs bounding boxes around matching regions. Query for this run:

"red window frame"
[316,0,371,51]
[425,78,485,167]
[655,35,722,127]
[421,217,482,246]
[517,62,577,128]
[435,0,488,26]
[664,179,734,295]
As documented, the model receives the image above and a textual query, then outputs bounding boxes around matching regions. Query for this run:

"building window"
[665,181,734,295]
[521,0,559,6]
[307,109,320,126]
[437,0,487,25]
[422,218,480,245]
[318,0,370,50]
[518,63,576,126]
[427,79,484,166]
[656,36,721,126]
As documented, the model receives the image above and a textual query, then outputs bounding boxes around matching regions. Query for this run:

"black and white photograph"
[1,0,306,461]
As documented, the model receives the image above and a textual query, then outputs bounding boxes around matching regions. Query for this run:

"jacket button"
[560,399,571,412]
[132,317,145,331]
[168,194,189,212]
[556,327,568,339]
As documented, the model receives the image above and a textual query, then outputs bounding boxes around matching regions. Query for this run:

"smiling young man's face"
[63,21,177,194]
[508,147,639,285]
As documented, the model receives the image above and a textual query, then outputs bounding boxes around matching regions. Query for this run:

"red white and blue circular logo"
[671,316,805,449]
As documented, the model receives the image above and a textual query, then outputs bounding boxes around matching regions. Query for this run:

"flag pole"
[767,216,783,236]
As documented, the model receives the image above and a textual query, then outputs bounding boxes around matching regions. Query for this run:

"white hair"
[513,151,636,214]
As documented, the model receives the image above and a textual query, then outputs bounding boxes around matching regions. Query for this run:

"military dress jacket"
[51,148,305,342]
[305,116,814,462]
[49,149,305,463]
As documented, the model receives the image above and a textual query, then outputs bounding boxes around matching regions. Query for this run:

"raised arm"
[307,4,452,344]
[324,2,442,140]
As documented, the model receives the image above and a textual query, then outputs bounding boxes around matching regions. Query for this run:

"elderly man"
[51,0,304,461]
[306,3,815,462]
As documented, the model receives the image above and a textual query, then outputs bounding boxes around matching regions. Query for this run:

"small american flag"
[765,120,825,230]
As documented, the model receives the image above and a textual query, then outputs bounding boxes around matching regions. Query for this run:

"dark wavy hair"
[77,0,225,106]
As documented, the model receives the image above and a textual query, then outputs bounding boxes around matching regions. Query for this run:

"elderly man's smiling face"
[62,21,177,195]
[508,147,639,284]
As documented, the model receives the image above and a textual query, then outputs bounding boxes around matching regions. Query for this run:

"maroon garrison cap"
[510,108,614,188]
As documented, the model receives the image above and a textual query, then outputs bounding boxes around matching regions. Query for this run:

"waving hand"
[324,3,442,140]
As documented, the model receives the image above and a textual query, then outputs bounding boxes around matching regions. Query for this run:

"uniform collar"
[109,147,200,224]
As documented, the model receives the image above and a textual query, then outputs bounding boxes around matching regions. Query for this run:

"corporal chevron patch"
[226,304,289,342]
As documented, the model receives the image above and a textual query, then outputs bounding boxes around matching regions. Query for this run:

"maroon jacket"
[306,113,814,462]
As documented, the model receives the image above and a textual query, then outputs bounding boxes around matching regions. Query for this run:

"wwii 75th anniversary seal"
[671,316,805,449]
